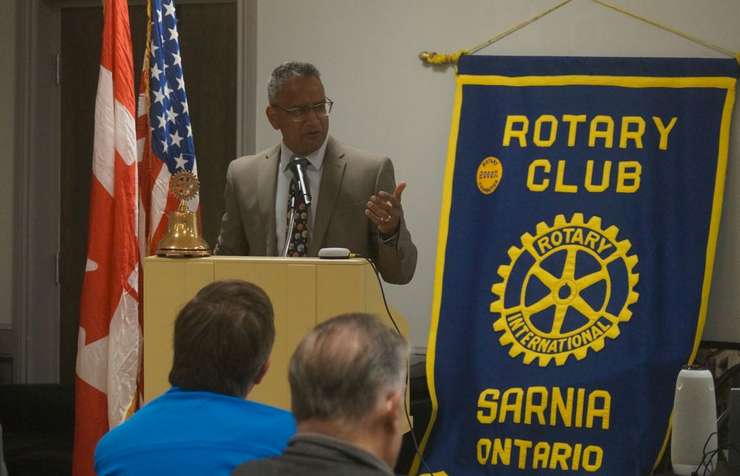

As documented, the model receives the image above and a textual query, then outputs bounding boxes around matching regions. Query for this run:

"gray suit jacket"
[214,137,417,284]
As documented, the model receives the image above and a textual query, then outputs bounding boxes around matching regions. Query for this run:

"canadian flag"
[71,1,141,475]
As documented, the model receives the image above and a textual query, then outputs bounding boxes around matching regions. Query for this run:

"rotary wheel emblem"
[170,170,200,201]
[490,213,639,367]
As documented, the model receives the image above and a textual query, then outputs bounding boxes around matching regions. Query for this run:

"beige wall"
[0,0,16,328]
[255,0,740,347]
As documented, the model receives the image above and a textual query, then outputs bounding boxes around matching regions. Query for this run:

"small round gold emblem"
[476,156,503,195]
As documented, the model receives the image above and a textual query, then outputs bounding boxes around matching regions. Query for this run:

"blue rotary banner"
[414,56,737,476]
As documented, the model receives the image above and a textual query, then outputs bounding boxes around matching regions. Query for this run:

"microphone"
[289,156,312,206]
[318,247,359,259]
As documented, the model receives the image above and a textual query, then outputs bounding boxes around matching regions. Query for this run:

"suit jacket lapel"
[258,145,280,256]
[310,137,346,256]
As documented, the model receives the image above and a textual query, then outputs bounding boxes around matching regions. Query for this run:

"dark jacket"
[231,433,396,476]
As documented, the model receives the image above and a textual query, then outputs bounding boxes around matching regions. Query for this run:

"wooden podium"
[142,256,408,410]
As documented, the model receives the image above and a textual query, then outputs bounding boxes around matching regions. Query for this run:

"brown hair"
[168,280,275,397]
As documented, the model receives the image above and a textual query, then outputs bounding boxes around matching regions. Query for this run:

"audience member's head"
[289,313,409,467]
[168,279,275,398]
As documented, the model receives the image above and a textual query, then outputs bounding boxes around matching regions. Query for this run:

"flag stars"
[153,89,165,105]
[151,63,163,80]
[175,155,188,170]
[170,130,184,148]
[149,2,195,176]
[166,107,178,123]
[164,2,177,18]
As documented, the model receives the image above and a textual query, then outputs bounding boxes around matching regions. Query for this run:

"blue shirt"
[94,387,296,476]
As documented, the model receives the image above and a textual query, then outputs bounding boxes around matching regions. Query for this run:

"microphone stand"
[283,157,312,256]
[282,194,296,257]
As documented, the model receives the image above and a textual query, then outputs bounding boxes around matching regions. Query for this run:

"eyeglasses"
[273,99,334,122]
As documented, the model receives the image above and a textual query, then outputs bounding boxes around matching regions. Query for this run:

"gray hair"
[289,313,409,422]
[267,61,321,104]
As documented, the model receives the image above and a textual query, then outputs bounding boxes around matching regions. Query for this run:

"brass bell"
[156,170,211,257]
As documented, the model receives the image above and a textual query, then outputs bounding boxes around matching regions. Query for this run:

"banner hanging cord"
[419,0,740,67]
[592,0,738,63]
[419,0,573,67]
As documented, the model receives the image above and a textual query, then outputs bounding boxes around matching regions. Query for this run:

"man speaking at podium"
[214,62,417,284]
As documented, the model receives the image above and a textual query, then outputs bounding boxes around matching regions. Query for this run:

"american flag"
[73,0,141,474]
[138,0,199,257]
